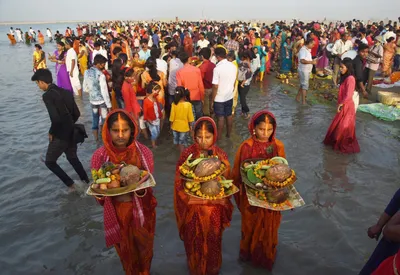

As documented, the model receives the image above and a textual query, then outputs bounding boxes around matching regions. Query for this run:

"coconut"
[266,164,292,182]
[120,165,141,187]
[200,180,221,196]
[194,158,222,177]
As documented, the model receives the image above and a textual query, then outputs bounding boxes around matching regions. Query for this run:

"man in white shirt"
[212,47,237,139]
[151,48,168,75]
[9,27,14,35]
[83,55,111,141]
[331,33,353,86]
[65,40,82,97]
[197,32,210,49]
[46,28,53,42]
[92,42,108,70]
[296,38,317,105]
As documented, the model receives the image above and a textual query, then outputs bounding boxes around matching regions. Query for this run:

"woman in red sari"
[231,110,286,270]
[323,58,360,154]
[91,110,157,275]
[174,117,233,275]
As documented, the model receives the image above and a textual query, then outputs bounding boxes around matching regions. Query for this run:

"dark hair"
[178,51,189,63]
[124,68,134,78]
[119,53,128,64]
[184,88,191,102]
[305,38,314,46]
[386,37,395,43]
[146,81,161,94]
[112,46,122,56]
[194,120,215,135]
[140,38,148,44]
[112,59,125,91]
[107,112,135,146]
[174,86,186,105]
[230,32,236,40]
[199,47,211,60]
[214,47,227,58]
[93,54,107,65]
[145,57,161,81]
[358,43,369,52]
[94,41,101,48]
[226,50,236,60]
[56,41,67,60]
[253,113,276,130]
[31,69,53,84]
[34,44,42,50]
[150,48,161,59]
[340,58,355,83]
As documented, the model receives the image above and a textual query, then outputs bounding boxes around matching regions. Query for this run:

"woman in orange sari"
[141,57,167,107]
[382,37,397,77]
[174,117,234,275]
[91,110,157,275]
[183,31,193,57]
[231,110,286,271]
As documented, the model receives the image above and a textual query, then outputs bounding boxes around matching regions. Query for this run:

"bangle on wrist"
[135,189,147,197]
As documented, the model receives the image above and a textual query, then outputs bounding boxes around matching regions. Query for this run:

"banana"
[185,182,194,189]
[191,184,201,192]
[188,157,207,167]
[96,178,111,184]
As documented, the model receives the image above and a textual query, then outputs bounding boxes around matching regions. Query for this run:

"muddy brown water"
[1,24,400,275]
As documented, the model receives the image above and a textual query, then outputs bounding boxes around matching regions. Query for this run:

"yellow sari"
[78,45,88,76]
[33,50,46,70]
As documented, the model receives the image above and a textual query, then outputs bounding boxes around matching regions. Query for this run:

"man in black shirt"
[32,69,89,190]
[352,43,369,99]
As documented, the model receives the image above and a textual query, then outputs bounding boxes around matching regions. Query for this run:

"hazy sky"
[1,0,399,22]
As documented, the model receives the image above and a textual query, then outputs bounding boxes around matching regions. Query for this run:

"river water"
[1,23,400,275]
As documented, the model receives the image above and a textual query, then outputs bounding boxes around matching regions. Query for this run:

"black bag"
[72,124,88,145]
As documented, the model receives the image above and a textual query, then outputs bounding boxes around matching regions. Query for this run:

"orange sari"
[174,118,233,275]
[91,110,157,275]
[142,71,167,106]
[231,110,286,271]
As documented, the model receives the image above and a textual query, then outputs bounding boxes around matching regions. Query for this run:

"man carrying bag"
[32,69,89,191]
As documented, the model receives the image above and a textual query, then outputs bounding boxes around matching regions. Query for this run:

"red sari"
[372,250,400,275]
[323,75,360,154]
[174,117,233,275]
[91,110,157,275]
[183,36,193,57]
[231,110,286,270]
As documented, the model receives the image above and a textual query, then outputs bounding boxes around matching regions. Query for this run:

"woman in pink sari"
[323,58,360,154]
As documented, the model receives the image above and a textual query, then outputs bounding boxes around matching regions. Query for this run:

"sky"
[0,0,399,23]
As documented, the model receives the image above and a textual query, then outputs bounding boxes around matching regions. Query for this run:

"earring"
[253,130,256,135]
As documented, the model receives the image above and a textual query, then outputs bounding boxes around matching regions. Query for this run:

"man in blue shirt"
[139,38,151,61]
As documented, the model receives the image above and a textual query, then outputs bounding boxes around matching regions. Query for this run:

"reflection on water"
[0,24,400,275]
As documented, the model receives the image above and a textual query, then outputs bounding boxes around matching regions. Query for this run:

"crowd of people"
[24,18,400,275]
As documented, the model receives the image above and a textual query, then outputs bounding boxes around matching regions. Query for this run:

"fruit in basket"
[270,157,289,165]
[100,184,108,190]
[266,164,292,182]
[108,180,121,189]
[247,169,260,184]
[120,165,141,187]
[194,158,222,177]
[200,180,221,196]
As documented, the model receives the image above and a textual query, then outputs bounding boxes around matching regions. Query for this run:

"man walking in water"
[31,69,89,191]
[46,28,53,42]
[65,39,82,97]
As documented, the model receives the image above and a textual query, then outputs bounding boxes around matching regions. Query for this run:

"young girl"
[91,110,157,275]
[122,68,141,120]
[231,110,286,271]
[170,86,195,154]
[143,82,162,148]
[174,117,234,275]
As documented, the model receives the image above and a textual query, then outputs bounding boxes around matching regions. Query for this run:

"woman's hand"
[368,224,382,240]
[337,104,343,113]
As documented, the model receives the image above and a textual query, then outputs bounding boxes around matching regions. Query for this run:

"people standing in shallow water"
[174,117,233,275]
[91,110,157,275]
[231,110,286,271]
[48,41,73,92]
[33,44,47,72]
[31,69,89,191]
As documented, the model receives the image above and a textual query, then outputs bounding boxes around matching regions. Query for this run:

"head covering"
[193,117,218,147]
[248,110,277,143]
[101,109,152,247]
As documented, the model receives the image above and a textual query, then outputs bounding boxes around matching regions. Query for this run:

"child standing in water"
[143,82,162,148]
[169,86,195,154]
[231,110,286,271]
[174,117,234,275]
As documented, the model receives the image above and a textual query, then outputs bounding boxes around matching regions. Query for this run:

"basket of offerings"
[179,154,227,182]
[86,162,156,197]
[179,154,238,200]
[240,157,303,210]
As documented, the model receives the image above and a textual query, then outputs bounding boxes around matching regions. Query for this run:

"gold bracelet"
[134,189,147,197]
